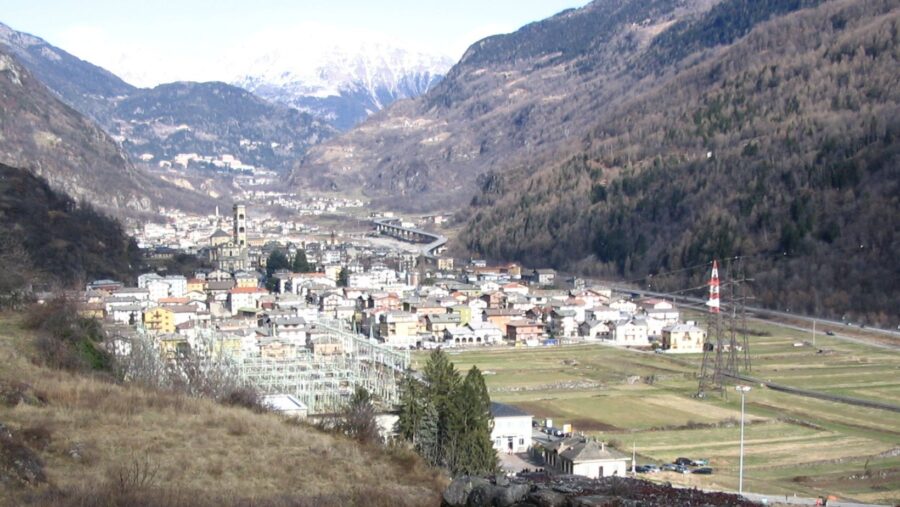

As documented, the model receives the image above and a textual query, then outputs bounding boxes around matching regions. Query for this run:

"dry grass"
[0,313,447,506]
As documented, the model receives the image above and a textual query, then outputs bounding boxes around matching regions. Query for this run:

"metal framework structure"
[236,320,410,414]
[118,319,409,415]
[698,258,752,397]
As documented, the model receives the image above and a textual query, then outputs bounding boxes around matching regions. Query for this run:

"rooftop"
[490,402,531,419]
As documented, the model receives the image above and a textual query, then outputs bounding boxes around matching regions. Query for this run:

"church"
[209,204,251,272]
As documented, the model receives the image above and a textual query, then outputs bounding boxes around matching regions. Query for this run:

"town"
[66,199,729,482]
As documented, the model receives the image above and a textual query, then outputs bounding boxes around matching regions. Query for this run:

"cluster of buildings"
[94,204,708,365]
[489,403,631,479]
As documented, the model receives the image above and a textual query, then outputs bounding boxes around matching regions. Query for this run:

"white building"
[610,318,649,346]
[490,402,533,454]
[262,394,308,419]
[544,437,630,479]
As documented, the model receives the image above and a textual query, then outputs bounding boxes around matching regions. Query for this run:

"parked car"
[635,465,651,473]
[662,464,689,473]
[692,467,714,475]
[826,330,835,336]
[691,459,709,467]
[674,457,694,466]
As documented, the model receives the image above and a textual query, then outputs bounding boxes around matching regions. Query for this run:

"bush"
[220,387,267,414]
[25,297,110,373]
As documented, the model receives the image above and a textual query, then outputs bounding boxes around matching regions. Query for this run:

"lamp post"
[735,385,752,496]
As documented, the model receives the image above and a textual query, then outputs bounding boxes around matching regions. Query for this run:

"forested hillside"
[463,0,899,325]
[0,163,140,297]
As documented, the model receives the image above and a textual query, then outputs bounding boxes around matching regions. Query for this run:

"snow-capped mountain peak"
[232,40,455,130]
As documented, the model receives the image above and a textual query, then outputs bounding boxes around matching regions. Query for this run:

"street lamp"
[735,385,752,496]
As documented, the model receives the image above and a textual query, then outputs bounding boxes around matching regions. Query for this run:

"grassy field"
[0,313,445,506]
[414,320,900,504]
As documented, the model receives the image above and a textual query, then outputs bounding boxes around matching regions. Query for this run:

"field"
[413,320,900,505]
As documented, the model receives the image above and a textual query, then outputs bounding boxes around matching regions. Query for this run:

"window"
[519,438,525,445]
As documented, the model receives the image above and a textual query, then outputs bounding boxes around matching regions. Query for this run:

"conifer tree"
[416,398,440,467]
[422,348,460,467]
[446,366,496,476]
[339,386,379,444]
[395,376,424,441]
[292,249,311,272]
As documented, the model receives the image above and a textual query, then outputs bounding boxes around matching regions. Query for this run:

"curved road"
[372,218,447,259]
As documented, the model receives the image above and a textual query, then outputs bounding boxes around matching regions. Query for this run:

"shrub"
[25,297,110,373]
[220,387,267,414]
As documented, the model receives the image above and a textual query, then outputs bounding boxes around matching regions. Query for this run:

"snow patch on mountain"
[232,41,454,130]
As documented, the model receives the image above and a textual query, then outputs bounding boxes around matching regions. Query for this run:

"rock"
[443,473,756,507]
[571,495,637,507]
[494,483,530,506]
[443,475,490,507]
[495,473,510,487]
[0,429,46,487]
[526,488,567,507]
[466,481,496,507]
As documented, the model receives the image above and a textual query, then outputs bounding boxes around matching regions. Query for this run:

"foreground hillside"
[462,0,899,325]
[0,314,444,506]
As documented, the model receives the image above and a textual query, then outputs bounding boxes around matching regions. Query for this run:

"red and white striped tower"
[707,260,720,314]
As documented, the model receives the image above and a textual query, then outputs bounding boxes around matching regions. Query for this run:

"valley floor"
[413,320,900,505]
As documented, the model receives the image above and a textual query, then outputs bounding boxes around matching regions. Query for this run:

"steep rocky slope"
[462,0,899,324]
[0,163,140,289]
[289,0,722,211]
[0,22,335,174]
[0,47,151,211]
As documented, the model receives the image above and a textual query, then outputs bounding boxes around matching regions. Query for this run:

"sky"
[0,0,589,87]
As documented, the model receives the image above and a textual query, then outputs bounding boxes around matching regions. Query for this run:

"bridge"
[373,218,447,259]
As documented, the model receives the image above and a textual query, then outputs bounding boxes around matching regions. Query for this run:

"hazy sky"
[1,0,589,86]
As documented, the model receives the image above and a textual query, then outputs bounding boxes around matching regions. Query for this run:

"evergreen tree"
[265,250,291,278]
[422,349,460,468]
[395,376,424,441]
[416,399,440,467]
[292,249,311,272]
[339,386,380,445]
[337,267,350,287]
[446,366,497,476]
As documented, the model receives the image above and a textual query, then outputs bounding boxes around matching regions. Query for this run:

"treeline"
[0,163,140,304]
[463,0,900,325]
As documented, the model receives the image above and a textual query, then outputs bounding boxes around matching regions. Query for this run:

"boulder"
[443,475,491,507]
[526,488,567,507]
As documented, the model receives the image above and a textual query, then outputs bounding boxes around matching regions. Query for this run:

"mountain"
[0,45,156,211]
[0,22,334,174]
[0,163,141,291]
[461,0,900,325]
[292,0,899,323]
[0,21,135,123]
[233,43,454,131]
[289,0,723,211]
[110,81,335,173]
